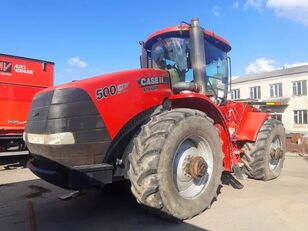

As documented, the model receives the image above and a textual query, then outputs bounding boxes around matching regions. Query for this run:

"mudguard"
[169,93,233,171]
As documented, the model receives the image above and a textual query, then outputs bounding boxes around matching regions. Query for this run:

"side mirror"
[140,41,148,68]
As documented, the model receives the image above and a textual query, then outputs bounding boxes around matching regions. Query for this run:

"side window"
[204,40,228,98]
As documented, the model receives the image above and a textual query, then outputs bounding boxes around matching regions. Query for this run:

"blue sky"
[1,0,308,84]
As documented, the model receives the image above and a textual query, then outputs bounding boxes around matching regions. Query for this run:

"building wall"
[230,69,308,134]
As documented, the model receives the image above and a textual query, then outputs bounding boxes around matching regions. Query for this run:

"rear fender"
[169,93,232,171]
[220,101,270,142]
[236,112,269,141]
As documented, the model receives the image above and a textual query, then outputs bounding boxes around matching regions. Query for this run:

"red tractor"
[25,19,285,220]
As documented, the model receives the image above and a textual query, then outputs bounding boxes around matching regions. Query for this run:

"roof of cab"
[144,25,231,52]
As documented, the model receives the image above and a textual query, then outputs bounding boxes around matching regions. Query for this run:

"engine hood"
[32,68,172,139]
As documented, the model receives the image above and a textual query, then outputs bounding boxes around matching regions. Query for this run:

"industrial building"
[230,65,308,134]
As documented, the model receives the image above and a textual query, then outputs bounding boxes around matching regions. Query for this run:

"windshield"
[151,37,228,98]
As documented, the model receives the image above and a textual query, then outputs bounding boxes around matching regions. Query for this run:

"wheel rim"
[172,136,214,199]
[269,136,282,172]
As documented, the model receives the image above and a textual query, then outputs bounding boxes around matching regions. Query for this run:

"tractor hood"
[24,68,171,189]
[42,68,171,138]
[26,68,172,146]
[39,69,169,93]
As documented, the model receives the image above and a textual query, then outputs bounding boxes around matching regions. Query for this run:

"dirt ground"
[0,154,307,231]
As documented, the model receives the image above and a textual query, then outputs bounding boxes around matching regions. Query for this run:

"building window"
[249,86,261,99]
[293,110,308,124]
[269,83,282,98]
[292,80,307,96]
[231,89,240,100]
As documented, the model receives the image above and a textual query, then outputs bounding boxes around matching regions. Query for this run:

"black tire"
[127,108,223,220]
[242,119,286,181]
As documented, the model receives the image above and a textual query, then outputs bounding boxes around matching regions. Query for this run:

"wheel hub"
[183,156,208,179]
[174,138,214,199]
[190,156,208,179]
[270,147,283,160]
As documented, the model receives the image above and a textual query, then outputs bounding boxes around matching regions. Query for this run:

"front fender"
[169,93,233,171]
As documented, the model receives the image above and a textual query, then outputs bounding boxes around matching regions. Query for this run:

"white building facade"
[230,65,308,134]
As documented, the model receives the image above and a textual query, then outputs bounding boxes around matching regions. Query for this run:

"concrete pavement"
[0,154,307,231]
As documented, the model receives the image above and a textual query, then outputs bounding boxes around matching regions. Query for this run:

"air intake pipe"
[189,18,207,94]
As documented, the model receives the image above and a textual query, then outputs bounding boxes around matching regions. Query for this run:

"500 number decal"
[96,85,117,100]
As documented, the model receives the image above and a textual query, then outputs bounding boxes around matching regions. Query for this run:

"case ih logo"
[138,76,170,87]
[0,61,12,73]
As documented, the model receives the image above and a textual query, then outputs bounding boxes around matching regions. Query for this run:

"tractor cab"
[141,19,231,102]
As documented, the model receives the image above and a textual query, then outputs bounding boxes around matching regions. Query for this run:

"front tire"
[243,119,286,181]
[127,109,223,220]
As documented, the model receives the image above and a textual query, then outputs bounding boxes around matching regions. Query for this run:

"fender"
[220,101,269,142]
[104,105,162,164]
[169,93,233,171]
[236,111,269,141]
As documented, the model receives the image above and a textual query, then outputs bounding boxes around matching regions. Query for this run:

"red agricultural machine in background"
[24,19,285,220]
[0,54,54,155]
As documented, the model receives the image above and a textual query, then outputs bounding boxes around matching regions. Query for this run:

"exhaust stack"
[189,18,207,94]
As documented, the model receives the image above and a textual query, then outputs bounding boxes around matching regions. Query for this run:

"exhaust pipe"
[189,18,207,94]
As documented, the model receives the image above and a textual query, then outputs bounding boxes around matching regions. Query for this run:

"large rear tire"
[243,119,286,181]
[127,109,223,220]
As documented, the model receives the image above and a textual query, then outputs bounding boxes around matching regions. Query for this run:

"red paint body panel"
[51,69,171,139]
[236,112,269,141]
[219,101,269,142]
[215,123,232,171]
[169,93,229,131]
[0,54,54,135]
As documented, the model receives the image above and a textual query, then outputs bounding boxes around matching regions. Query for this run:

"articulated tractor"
[24,19,285,220]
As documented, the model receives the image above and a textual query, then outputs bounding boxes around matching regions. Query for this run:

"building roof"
[233,65,308,84]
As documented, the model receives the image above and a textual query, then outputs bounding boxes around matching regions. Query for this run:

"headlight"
[46,133,75,145]
[27,133,45,144]
[25,132,75,145]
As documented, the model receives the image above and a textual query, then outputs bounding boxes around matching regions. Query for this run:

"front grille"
[25,88,112,166]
